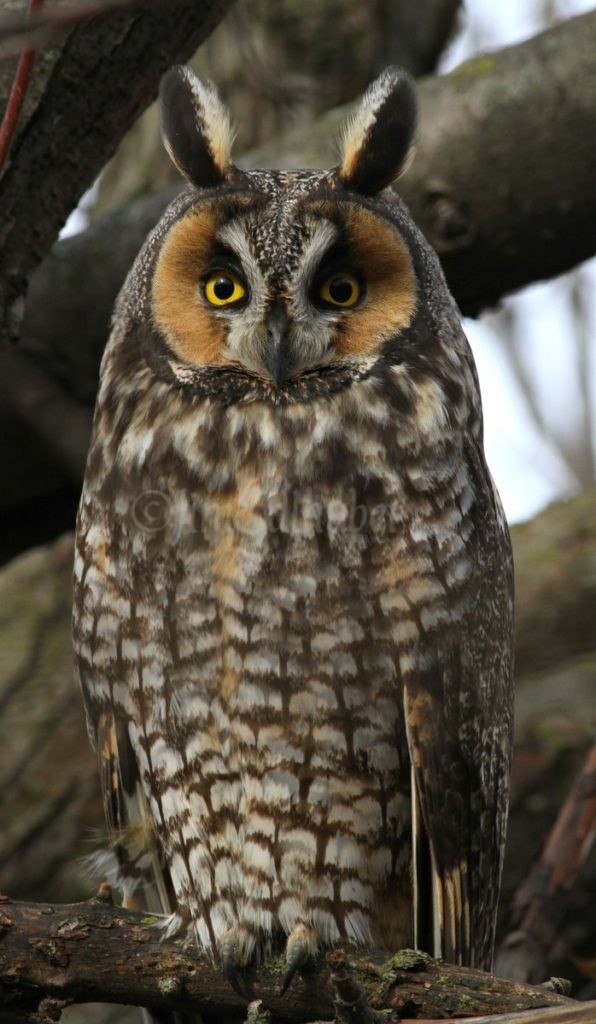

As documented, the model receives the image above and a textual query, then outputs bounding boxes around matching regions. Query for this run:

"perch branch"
[496,744,596,983]
[0,890,583,1022]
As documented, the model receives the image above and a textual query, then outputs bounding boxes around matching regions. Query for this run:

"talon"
[220,926,254,1001]
[223,951,253,1000]
[280,921,318,996]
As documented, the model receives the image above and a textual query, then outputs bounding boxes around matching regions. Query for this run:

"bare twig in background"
[496,293,596,493]
[571,270,596,486]
[496,745,596,983]
[0,0,44,170]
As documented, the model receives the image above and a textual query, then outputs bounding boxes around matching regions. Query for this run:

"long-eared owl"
[73,64,514,1003]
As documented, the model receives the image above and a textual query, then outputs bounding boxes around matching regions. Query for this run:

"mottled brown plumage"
[73,65,514,1005]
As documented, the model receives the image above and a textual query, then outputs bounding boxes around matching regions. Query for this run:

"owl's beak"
[264,300,291,386]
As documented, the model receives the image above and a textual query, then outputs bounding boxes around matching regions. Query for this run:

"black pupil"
[213,276,235,300]
[329,277,354,303]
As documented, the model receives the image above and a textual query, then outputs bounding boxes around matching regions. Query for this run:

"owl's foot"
[220,925,254,1001]
[280,921,318,995]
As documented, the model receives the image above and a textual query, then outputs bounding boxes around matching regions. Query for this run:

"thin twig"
[0,0,44,172]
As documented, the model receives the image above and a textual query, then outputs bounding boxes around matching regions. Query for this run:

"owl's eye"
[318,272,361,308]
[203,271,247,307]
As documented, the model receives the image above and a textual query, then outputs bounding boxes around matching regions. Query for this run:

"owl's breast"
[157,406,477,758]
[75,384,486,951]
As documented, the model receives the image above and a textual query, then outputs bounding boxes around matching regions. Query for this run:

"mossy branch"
[0,888,588,1023]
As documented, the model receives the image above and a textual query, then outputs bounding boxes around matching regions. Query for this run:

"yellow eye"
[319,272,361,308]
[203,271,247,307]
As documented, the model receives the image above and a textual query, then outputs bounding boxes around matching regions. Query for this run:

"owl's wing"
[405,439,514,971]
[95,710,174,917]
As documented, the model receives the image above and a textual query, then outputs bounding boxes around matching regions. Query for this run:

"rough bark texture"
[0,345,92,482]
[399,11,596,314]
[0,895,581,1022]
[0,0,235,342]
[20,189,178,407]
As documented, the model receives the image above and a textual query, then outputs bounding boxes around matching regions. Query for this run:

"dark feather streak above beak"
[264,300,291,386]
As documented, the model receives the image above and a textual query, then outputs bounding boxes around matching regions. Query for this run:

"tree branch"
[0,0,235,343]
[398,10,596,314]
[0,891,584,1023]
[0,0,162,56]
[496,745,596,984]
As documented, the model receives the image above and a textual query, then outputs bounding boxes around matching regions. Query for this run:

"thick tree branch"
[0,0,235,343]
[399,10,596,314]
[20,187,179,406]
[0,0,162,56]
[0,892,582,1022]
[511,488,596,678]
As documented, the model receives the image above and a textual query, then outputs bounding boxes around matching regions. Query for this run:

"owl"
[73,64,514,1011]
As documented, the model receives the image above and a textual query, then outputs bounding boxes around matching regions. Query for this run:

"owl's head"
[125,65,459,406]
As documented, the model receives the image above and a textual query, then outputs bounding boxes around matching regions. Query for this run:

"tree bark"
[0,893,582,1022]
[399,11,596,314]
[510,488,596,679]
[0,345,92,482]
[496,746,596,984]
[0,0,235,343]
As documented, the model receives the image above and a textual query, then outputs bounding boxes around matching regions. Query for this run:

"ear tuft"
[338,66,417,195]
[159,65,234,188]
